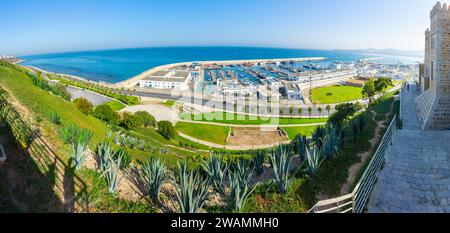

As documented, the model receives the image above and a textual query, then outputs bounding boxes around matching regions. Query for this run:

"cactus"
[201,153,229,194]
[173,162,210,213]
[139,157,169,201]
[269,144,296,193]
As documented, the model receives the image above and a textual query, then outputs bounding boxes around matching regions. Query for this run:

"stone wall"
[417,2,450,130]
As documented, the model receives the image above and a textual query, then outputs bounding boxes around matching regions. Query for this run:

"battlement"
[431,2,450,18]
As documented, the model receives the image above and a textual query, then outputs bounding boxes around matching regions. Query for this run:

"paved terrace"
[368,83,450,213]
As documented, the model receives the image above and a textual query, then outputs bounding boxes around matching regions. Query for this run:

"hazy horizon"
[0,0,439,56]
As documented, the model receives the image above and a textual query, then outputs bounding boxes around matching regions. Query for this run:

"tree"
[95,104,119,124]
[318,107,323,118]
[329,102,364,125]
[135,111,156,128]
[307,106,313,118]
[326,105,331,115]
[362,78,376,102]
[289,106,294,116]
[298,107,303,118]
[157,121,176,139]
[73,97,93,115]
[374,77,393,94]
[121,112,142,130]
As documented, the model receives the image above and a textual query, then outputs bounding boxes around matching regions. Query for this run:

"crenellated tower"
[417,2,450,130]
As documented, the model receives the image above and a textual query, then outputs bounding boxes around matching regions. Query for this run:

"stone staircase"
[368,84,450,213]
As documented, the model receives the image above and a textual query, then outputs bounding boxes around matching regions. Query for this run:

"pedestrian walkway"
[368,83,450,213]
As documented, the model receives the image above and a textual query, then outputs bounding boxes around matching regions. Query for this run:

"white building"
[258,85,281,101]
[139,70,192,90]
[280,82,302,100]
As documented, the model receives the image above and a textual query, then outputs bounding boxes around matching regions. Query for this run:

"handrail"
[309,115,397,213]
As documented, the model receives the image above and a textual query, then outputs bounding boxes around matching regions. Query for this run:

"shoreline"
[19,57,327,88]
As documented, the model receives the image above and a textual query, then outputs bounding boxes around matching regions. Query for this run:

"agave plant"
[322,129,341,159]
[233,157,254,182]
[252,150,266,176]
[173,162,210,213]
[139,157,170,201]
[269,144,297,194]
[356,115,367,134]
[114,133,121,145]
[228,169,256,211]
[49,112,61,125]
[95,141,113,171]
[68,140,88,170]
[312,125,328,150]
[138,139,146,151]
[201,153,229,194]
[104,154,123,194]
[113,148,131,169]
[60,124,79,144]
[305,145,325,176]
[294,135,308,161]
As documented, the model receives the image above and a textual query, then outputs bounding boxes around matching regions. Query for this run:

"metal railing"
[309,115,397,213]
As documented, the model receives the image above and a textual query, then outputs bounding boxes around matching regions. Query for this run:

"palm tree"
[326,105,331,116]
[298,107,303,118]
[318,107,323,118]
[307,106,313,119]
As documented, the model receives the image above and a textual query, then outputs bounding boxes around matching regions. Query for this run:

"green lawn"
[282,126,318,140]
[104,100,126,111]
[180,112,328,125]
[162,100,177,108]
[175,122,230,145]
[310,85,363,104]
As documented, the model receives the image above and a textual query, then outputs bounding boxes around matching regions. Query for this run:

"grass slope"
[282,126,318,140]
[0,63,109,146]
[175,122,230,145]
[104,100,126,111]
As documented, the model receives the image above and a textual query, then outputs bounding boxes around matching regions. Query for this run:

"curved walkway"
[177,120,327,128]
[368,83,450,213]
[178,132,289,151]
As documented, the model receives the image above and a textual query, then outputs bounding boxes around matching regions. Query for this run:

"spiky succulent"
[252,150,266,176]
[228,168,256,211]
[201,153,229,194]
[139,157,170,201]
[173,162,210,213]
[305,145,325,176]
[269,144,297,193]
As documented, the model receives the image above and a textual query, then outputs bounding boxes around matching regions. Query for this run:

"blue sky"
[0,0,439,55]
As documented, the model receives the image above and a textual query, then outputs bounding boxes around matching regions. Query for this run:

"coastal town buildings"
[417,2,450,130]
[139,70,193,90]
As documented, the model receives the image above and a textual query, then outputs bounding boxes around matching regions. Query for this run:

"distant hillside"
[338,49,424,58]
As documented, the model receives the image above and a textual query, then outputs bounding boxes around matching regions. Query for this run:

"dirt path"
[339,101,396,195]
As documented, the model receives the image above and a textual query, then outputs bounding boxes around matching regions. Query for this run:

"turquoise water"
[20,46,419,83]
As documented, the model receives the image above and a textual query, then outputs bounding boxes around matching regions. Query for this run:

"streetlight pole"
[309,64,312,96]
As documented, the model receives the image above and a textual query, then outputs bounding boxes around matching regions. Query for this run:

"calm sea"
[20,47,421,83]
